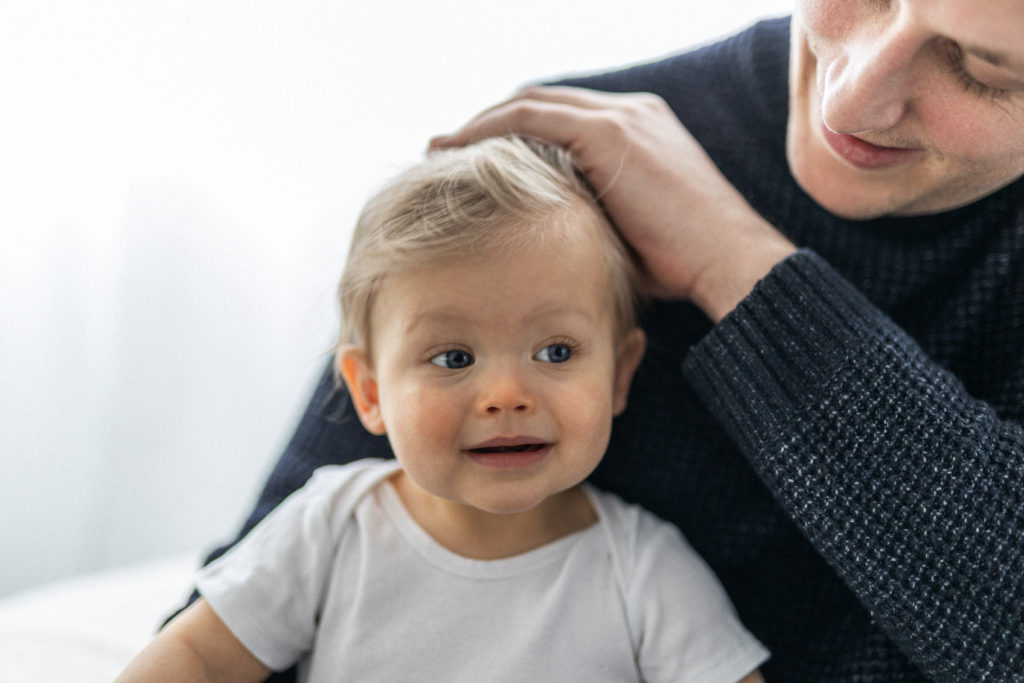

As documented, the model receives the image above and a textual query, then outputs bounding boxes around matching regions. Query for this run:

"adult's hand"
[431,86,797,322]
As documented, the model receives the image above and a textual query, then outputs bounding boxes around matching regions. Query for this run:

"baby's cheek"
[564,381,614,438]
[391,388,463,448]
[413,408,462,447]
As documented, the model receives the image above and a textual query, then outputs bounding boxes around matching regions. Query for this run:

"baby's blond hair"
[335,136,641,365]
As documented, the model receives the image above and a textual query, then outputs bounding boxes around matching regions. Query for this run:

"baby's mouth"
[469,443,546,454]
[464,439,553,469]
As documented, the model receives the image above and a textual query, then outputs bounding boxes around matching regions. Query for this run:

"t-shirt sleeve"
[629,514,769,683]
[195,463,379,671]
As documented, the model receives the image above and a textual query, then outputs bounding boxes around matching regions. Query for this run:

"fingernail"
[428,135,451,150]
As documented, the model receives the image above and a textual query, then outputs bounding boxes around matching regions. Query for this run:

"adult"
[191,0,1024,680]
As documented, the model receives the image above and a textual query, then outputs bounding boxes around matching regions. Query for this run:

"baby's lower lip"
[465,444,552,469]
[821,123,921,170]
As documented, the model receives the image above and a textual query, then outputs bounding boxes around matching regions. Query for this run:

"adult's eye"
[430,349,474,369]
[534,344,572,363]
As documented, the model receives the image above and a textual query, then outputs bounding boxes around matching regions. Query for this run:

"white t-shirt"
[197,458,768,682]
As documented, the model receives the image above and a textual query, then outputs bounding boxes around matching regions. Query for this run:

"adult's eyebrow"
[964,44,1024,72]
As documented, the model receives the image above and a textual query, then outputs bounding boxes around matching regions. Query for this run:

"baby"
[118,137,768,682]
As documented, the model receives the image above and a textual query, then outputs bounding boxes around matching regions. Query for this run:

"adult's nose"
[820,25,920,135]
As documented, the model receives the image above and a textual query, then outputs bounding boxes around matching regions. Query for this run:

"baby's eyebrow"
[405,303,598,331]
[520,304,598,325]
[402,309,467,334]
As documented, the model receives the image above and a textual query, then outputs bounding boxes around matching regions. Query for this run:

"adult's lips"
[820,122,923,170]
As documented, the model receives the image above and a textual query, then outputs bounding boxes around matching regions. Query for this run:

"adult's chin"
[785,128,904,220]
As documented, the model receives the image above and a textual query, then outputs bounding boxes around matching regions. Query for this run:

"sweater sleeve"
[682,249,1024,681]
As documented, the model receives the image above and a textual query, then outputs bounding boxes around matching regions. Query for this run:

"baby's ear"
[612,328,646,416]
[337,346,386,435]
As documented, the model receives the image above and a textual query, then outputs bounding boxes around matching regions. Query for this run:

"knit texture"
[192,17,1024,682]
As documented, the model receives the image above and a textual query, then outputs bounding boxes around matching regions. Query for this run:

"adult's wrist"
[690,231,797,323]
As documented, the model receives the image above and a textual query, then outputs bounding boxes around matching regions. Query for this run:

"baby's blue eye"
[430,349,474,369]
[534,344,572,363]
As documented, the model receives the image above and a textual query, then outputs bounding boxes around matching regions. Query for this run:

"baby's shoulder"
[293,458,403,527]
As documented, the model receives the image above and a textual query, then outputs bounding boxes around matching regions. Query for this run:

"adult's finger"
[429,95,603,151]
[428,85,642,149]
[509,85,637,110]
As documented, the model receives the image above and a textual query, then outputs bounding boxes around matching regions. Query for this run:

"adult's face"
[787,0,1024,219]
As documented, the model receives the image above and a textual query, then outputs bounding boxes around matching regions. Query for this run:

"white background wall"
[0,0,792,598]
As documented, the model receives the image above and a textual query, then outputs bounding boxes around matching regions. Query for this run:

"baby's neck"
[389,471,597,560]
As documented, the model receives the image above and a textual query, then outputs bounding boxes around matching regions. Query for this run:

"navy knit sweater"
[196,18,1024,682]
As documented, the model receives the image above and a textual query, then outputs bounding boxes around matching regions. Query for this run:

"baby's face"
[358,217,642,517]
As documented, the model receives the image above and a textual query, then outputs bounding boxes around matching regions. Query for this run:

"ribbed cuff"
[682,249,885,456]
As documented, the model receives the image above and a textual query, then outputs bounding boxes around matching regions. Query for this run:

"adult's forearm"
[684,250,1024,681]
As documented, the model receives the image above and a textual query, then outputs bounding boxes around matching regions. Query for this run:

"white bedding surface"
[0,553,199,682]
